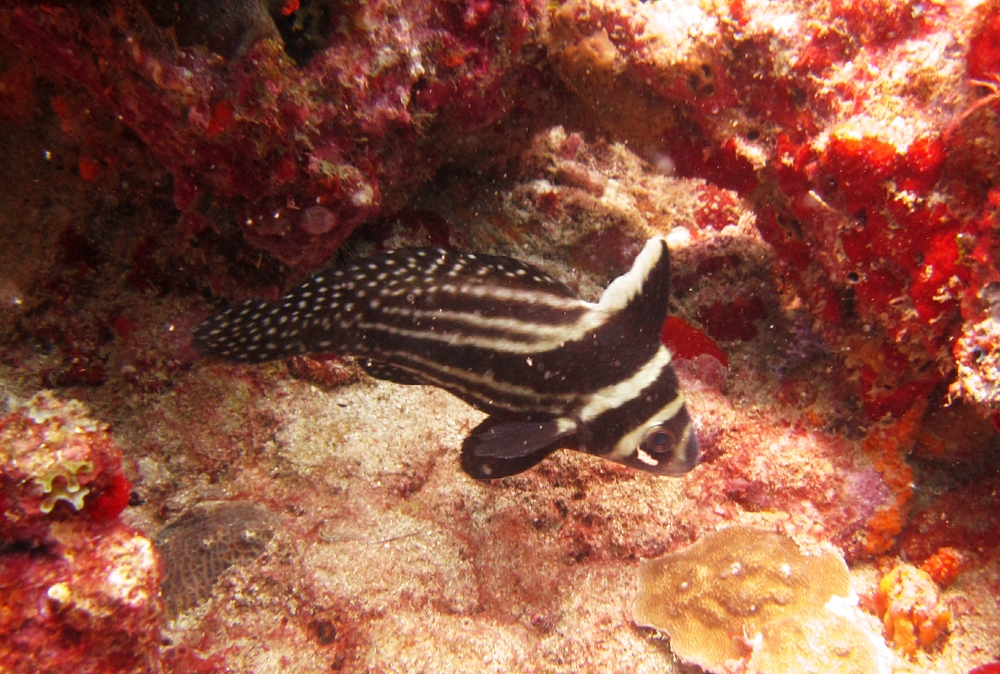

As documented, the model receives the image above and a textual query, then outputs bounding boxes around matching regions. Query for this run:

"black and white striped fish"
[193,238,699,480]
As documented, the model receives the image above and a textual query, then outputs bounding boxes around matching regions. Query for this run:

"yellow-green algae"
[633,525,851,672]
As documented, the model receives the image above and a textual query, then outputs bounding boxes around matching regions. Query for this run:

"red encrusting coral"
[0,520,164,673]
[919,547,965,589]
[969,664,1000,674]
[967,10,1000,84]
[2,0,546,270]
[858,403,923,556]
[695,294,767,342]
[898,476,1000,568]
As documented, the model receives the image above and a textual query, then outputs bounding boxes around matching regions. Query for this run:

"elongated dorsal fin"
[596,238,671,319]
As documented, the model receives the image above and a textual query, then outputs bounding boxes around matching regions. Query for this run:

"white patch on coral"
[826,593,894,674]
[103,533,157,607]
[645,0,718,56]
[665,226,692,249]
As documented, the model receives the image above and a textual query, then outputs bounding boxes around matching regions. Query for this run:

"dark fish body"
[194,238,699,479]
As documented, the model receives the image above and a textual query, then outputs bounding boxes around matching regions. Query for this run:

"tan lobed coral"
[634,526,852,672]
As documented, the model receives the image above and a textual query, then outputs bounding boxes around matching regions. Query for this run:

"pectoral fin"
[472,420,572,458]
[460,417,575,480]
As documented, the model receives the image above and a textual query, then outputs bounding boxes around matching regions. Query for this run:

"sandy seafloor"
[2,38,1000,674]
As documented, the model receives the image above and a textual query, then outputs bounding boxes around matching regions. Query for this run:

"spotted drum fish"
[193,238,700,480]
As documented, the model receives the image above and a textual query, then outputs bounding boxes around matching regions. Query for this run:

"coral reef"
[1,0,999,670]
[0,393,163,673]
[1,0,549,269]
[0,520,164,674]
[747,607,882,674]
[1,391,132,541]
[143,0,291,59]
[155,500,278,618]
[545,0,1000,424]
[633,526,854,673]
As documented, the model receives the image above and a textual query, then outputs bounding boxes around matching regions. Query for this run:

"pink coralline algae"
[0,393,163,673]
[2,0,545,268]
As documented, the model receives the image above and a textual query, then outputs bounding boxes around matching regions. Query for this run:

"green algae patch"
[633,526,850,672]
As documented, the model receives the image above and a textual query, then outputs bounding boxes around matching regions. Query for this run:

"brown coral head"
[633,526,851,673]
[155,500,279,619]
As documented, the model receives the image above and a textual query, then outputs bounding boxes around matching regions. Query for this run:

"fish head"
[614,401,700,476]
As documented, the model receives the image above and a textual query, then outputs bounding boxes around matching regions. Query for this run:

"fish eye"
[642,424,677,454]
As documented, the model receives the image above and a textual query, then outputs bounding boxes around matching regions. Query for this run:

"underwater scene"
[1,0,1000,672]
